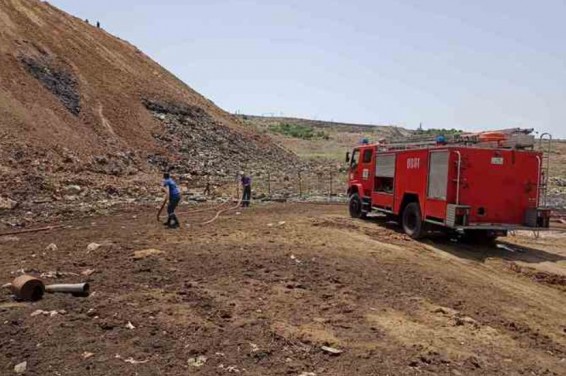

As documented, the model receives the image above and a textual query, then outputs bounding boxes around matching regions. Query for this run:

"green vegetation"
[269,122,329,140]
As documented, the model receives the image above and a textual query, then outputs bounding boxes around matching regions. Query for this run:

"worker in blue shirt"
[162,172,181,228]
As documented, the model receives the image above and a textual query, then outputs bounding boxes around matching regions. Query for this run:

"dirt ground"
[0,203,565,375]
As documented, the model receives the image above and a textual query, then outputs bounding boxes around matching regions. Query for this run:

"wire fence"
[182,168,348,202]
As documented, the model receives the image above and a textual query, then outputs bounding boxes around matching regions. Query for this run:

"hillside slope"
[239,114,412,160]
[0,0,296,212]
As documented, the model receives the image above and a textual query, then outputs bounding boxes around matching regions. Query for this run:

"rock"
[45,243,57,252]
[187,355,207,368]
[321,346,343,355]
[132,248,164,260]
[65,185,82,194]
[125,321,136,330]
[86,243,101,252]
[434,306,457,316]
[0,197,18,211]
[81,269,95,276]
[82,352,95,360]
[14,361,27,373]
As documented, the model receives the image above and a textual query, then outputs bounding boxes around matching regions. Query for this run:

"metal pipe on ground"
[46,283,90,297]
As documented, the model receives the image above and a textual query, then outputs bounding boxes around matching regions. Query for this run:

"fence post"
[328,170,332,201]
[236,174,240,202]
[298,170,302,198]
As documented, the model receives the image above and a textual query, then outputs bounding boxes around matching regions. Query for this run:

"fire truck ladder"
[538,133,552,207]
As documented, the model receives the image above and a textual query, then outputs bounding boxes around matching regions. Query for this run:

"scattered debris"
[4,275,90,301]
[497,243,516,252]
[132,248,164,260]
[45,283,90,297]
[278,221,286,226]
[267,223,274,227]
[40,271,79,279]
[125,321,136,330]
[321,346,343,355]
[115,354,149,364]
[249,343,259,352]
[0,225,65,237]
[6,275,45,301]
[30,309,60,317]
[86,243,101,252]
[0,197,19,211]
[81,269,96,276]
[187,355,207,368]
[455,316,478,326]
[82,352,95,360]
[290,254,301,264]
[299,373,316,376]
[14,361,27,374]
[218,364,241,373]
[65,185,82,195]
[433,306,458,316]
[45,243,58,252]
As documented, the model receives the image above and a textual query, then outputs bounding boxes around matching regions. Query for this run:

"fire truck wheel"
[349,193,367,219]
[402,202,424,239]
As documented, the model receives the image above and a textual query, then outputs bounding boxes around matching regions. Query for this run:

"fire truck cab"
[346,133,552,240]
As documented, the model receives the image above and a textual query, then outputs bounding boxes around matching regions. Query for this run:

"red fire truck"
[346,131,552,241]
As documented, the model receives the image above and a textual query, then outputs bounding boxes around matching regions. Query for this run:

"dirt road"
[0,203,565,375]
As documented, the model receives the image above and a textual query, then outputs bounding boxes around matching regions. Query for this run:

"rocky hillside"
[0,0,299,224]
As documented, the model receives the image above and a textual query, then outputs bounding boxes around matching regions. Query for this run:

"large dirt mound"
[0,0,298,218]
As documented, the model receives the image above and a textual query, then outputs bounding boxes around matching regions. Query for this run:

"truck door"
[349,148,361,182]
[426,150,450,220]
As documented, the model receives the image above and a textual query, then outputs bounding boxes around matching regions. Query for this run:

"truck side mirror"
[345,152,350,163]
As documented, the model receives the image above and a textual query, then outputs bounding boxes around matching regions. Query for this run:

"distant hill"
[238,114,413,161]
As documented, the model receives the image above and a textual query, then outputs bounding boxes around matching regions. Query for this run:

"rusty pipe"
[45,283,90,297]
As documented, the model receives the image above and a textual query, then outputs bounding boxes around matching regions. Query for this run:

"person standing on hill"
[240,172,252,207]
[162,172,181,228]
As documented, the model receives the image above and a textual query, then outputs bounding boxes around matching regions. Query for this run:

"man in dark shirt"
[240,172,252,207]
[162,173,181,228]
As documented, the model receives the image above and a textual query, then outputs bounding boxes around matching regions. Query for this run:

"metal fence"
[182,167,348,201]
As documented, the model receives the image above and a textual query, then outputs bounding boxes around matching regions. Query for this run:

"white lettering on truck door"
[407,158,421,170]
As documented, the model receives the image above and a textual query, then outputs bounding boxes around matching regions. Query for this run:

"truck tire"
[402,202,424,239]
[349,193,367,219]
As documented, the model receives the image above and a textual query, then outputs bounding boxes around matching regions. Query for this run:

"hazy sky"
[49,0,565,137]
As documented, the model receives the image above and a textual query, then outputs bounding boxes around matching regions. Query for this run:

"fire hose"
[157,184,243,226]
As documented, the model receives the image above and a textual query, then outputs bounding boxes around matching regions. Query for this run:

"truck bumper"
[450,224,549,233]
[443,205,552,231]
